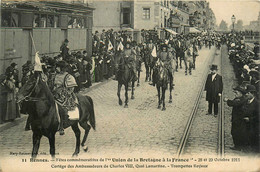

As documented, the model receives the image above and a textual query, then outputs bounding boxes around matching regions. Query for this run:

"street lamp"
[231,15,236,32]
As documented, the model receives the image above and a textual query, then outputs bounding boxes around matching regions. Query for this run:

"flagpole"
[29,32,37,53]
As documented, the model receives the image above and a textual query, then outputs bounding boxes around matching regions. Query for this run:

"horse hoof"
[137,83,140,87]
[157,105,161,109]
[169,100,172,103]
[119,100,122,106]
[72,153,78,157]
[124,105,128,108]
[81,143,85,147]
[131,96,135,99]
[162,107,166,111]
[83,146,88,152]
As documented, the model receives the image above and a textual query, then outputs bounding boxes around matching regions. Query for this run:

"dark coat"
[60,43,69,59]
[204,73,223,103]
[242,98,259,152]
[0,83,8,123]
[227,96,248,147]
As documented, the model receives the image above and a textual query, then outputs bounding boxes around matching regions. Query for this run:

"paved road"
[184,47,221,156]
[0,47,215,159]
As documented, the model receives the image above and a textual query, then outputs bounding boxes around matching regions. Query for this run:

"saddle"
[53,74,78,111]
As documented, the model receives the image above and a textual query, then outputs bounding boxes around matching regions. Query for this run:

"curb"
[0,115,27,132]
[0,78,114,132]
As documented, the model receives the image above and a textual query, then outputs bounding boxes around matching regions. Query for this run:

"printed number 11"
[22,159,27,162]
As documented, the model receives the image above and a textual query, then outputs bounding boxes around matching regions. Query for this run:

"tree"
[219,20,228,31]
[236,20,244,31]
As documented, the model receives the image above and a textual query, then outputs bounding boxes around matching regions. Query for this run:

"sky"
[209,0,260,26]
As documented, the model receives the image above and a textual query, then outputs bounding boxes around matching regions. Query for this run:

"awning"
[189,27,201,33]
[165,28,178,35]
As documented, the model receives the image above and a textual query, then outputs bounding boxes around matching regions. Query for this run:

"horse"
[154,61,169,111]
[136,52,142,87]
[117,57,135,108]
[17,72,95,158]
[144,49,154,82]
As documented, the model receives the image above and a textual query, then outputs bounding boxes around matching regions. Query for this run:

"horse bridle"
[22,75,46,102]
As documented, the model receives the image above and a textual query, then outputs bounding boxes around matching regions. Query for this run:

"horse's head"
[17,72,40,103]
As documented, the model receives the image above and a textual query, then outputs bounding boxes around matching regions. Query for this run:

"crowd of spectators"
[224,32,259,153]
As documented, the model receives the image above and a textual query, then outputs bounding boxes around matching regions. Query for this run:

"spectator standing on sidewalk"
[204,64,223,117]
[243,85,259,153]
[224,86,248,151]
[4,73,20,122]
[0,74,8,124]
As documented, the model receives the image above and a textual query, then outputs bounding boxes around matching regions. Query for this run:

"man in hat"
[224,86,248,151]
[60,39,70,60]
[5,62,20,88]
[21,60,33,86]
[204,64,223,117]
[243,85,259,153]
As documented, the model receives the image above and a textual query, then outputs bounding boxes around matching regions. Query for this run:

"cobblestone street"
[0,47,216,159]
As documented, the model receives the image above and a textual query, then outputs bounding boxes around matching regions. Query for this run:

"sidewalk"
[0,78,113,132]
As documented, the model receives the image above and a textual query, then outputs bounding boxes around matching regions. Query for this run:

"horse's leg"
[157,85,161,109]
[131,81,135,99]
[71,122,81,157]
[137,68,140,87]
[162,87,166,111]
[124,84,128,108]
[79,121,91,152]
[169,75,173,103]
[31,132,42,158]
[145,63,149,82]
[149,66,152,82]
[48,133,56,159]
[117,83,122,105]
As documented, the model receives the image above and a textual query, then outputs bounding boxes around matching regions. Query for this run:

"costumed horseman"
[150,44,174,88]
[118,41,137,81]
[52,60,78,135]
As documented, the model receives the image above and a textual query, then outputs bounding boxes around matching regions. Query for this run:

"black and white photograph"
[0,0,259,171]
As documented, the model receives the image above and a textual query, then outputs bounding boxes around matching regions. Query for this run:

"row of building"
[93,0,216,41]
[0,0,216,74]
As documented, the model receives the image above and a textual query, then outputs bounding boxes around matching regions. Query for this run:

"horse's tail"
[87,96,96,130]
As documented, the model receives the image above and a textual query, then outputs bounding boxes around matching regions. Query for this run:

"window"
[122,8,130,25]
[143,8,150,19]
[1,11,11,27]
[47,15,54,27]
[11,12,20,27]
[54,15,59,28]
[33,14,40,27]
[40,14,47,28]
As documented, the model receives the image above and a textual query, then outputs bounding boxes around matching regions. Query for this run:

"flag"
[108,40,113,51]
[34,51,42,71]
[151,46,157,57]
[117,41,124,51]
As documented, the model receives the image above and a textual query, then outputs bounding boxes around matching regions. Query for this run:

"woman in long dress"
[5,74,20,121]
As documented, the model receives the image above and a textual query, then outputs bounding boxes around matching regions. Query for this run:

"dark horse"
[154,61,169,111]
[117,58,135,108]
[17,72,95,158]
[144,49,154,82]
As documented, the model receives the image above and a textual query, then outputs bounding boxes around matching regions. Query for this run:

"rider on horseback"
[53,60,78,135]
[150,44,174,87]
[118,41,137,81]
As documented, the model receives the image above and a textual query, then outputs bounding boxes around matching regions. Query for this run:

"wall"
[1,28,88,75]
[0,28,30,75]
[92,1,121,32]
[133,1,157,30]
